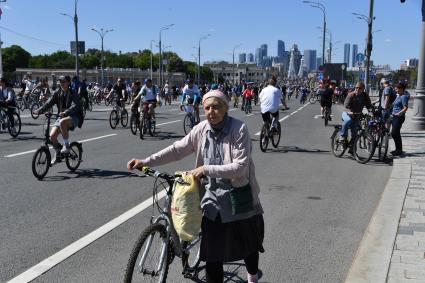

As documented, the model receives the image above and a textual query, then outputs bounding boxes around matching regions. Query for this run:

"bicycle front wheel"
[9,112,21,138]
[32,146,50,180]
[378,132,389,161]
[31,103,40,119]
[109,110,119,129]
[271,122,281,148]
[331,128,346,157]
[354,131,375,164]
[124,223,170,283]
[183,114,193,135]
[130,115,138,135]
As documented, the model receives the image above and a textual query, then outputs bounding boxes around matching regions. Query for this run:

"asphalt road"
[0,96,392,283]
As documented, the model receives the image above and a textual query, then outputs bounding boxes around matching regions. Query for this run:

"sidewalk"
[346,109,425,283]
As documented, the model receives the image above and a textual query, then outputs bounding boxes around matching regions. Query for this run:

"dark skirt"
[200,214,265,263]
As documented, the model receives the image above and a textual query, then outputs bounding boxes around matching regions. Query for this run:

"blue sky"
[0,0,421,70]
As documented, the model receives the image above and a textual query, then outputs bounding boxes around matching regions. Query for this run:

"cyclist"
[259,76,282,128]
[35,75,83,163]
[106,77,127,108]
[181,78,201,123]
[79,78,89,110]
[162,80,172,105]
[128,89,264,283]
[130,81,142,115]
[0,78,17,134]
[136,78,159,120]
[320,79,333,120]
[32,78,50,103]
[339,81,372,151]
[243,84,253,112]
[22,75,34,97]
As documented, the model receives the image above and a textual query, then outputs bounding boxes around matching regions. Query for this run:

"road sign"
[359,71,365,80]
[356,53,365,62]
[70,41,85,55]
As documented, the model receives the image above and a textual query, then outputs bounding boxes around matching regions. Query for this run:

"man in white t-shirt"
[135,79,159,119]
[259,76,282,127]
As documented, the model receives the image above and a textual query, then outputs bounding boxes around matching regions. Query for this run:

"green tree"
[2,45,31,72]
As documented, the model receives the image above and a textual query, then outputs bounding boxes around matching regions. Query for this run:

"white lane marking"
[246,114,254,117]
[314,114,334,119]
[156,120,181,126]
[4,134,117,158]
[7,189,167,283]
[254,103,309,136]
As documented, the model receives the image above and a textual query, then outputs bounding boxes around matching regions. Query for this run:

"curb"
[345,157,412,283]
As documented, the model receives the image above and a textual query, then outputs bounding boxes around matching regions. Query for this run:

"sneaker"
[391,150,404,156]
[51,149,61,165]
[61,145,70,155]
[348,148,354,155]
[328,116,332,121]
[247,272,258,283]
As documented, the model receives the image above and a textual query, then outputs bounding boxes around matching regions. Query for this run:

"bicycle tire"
[88,101,93,111]
[121,109,129,127]
[309,96,316,104]
[271,122,281,148]
[259,124,269,152]
[139,116,145,139]
[65,142,82,172]
[109,110,119,129]
[31,103,40,119]
[9,112,21,138]
[130,115,138,135]
[183,114,193,135]
[149,120,156,136]
[378,132,390,161]
[182,233,202,277]
[124,223,170,283]
[331,128,346,157]
[353,131,376,164]
[32,146,51,180]
[324,110,329,126]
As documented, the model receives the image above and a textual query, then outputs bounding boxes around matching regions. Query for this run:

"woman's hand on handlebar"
[127,158,144,171]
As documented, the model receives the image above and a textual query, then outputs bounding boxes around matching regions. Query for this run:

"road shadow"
[59,168,138,180]
[189,263,264,283]
[84,117,108,121]
[261,145,330,154]
[22,122,42,126]
[138,131,185,141]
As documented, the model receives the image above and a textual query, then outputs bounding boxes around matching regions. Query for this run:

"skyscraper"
[260,44,268,60]
[255,48,261,66]
[352,44,358,67]
[247,53,254,62]
[290,44,302,75]
[239,53,246,63]
[277,40,285,58]
[303,49,317,72]
[344,43,350,66]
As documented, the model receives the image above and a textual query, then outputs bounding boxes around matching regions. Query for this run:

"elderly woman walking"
[128,89,264,283]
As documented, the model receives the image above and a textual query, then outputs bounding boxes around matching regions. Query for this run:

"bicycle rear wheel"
[259,124,269,152]
[121,109,129,127]
[183,114,193,135]
[124,223,170,283]
[378,132,390,161]
[149,119,156,136]
[109,110,119,129]
[354,131,375,164]
[65,142,82,171]
[139,116,146,139]
[32,146,50,180]
[271,122,281,148]
[331,127,346,157]
[31,103,40,119]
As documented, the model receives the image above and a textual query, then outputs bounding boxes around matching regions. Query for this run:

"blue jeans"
[340,112,359,138]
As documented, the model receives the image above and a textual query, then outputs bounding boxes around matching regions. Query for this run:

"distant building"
[406,58,419,68]
[247,53,254,63]
[239,53,246,63]
[352,44,358,67]
[344,43,350,66]
[303,49,317,72]
[317,57,322,69]
[255,48,262,67]
[277,40,285,58]
[260,44,268,58]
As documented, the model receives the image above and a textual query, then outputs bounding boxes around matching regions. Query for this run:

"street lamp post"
[159,24,174,87]
[91,28,113,87]
[0,0,6,77]
[232,44,242,84]
[150,40,157,81]
[198,34,211,86]
[304,1,326,66]
[352,0,375,93]
[60,0,80,77]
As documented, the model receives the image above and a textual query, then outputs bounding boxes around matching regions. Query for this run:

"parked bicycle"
[109,99,128,129]
[124,167,201,283]
[330,113,375,164]
[367,106,391,162]
[259,117,281,152]
[31,112,83,180]
[0,106,21,138]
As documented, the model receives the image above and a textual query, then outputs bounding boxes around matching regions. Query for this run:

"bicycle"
[0,106,21,138]
[259,117,281,152]
[129,111,140,135]
[367,106,390,162]
[182,104,195,135]
[244,98,252,114]
[109,99,128,129]
[324,106,331,126]
[330,113,375,164]
[31,112,83,180]
[124,167,202,283]
[308,92,319,104]
[139,102,156,139]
